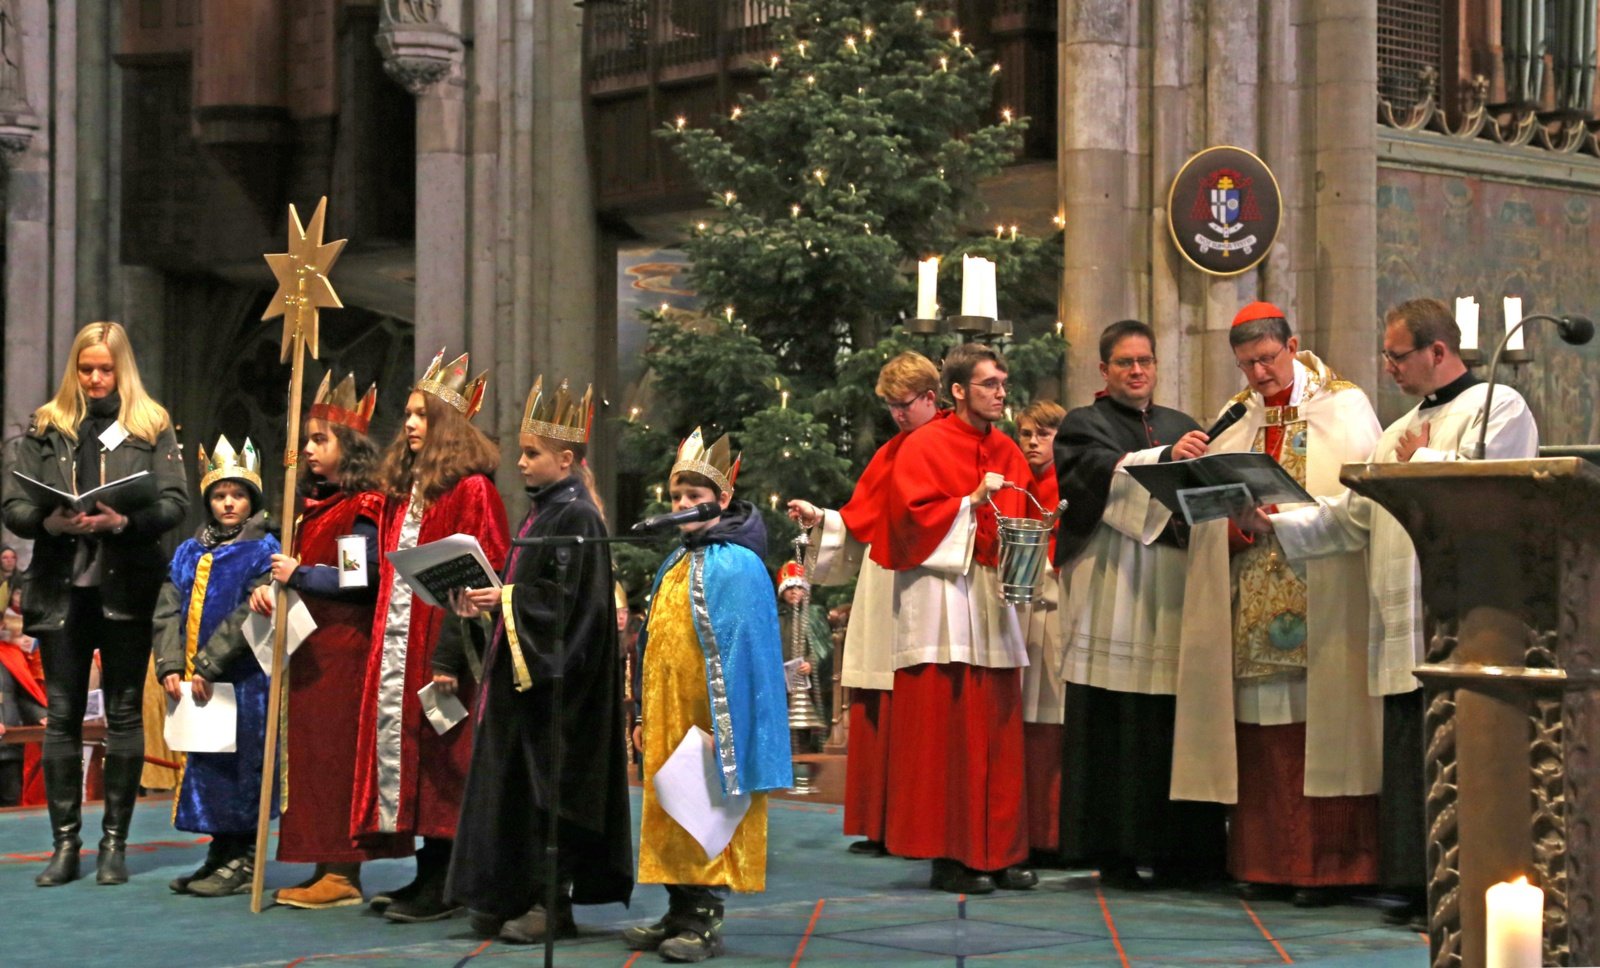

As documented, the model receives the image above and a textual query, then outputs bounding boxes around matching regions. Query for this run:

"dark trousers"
[39,589,152,759]
[1379,689,1426,893]
[0,759,21,806]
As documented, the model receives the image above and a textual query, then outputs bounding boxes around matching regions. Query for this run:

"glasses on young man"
[1108,356,1156,370]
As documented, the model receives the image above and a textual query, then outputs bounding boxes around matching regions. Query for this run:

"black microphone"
[631,502,721,532]
[1204,402,1248,441]
[1472,312,1594,458]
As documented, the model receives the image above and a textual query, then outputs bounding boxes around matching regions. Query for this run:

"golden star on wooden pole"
[250,196,346,914]
[262,196,346,361]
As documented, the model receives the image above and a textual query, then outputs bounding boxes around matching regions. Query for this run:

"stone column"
[376,0,467,377]
[1058,0,1144,404]
[1309,0,1378,389]
[2,0,48,442]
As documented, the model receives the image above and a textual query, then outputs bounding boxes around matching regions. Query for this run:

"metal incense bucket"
[988,486,1068,606]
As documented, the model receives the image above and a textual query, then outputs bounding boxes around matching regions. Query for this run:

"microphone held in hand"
[1204,402,1249,441]
[631,502,721,532]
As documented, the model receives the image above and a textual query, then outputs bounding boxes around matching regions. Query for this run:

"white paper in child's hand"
[245,589,316,676]
[418,682,469,735]
[163,682,238,753]
[652,725,750,859]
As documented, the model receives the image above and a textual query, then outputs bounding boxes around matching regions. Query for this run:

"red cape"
[881,414,1034,570]
[351,474,509,843]
[0,641,45,706]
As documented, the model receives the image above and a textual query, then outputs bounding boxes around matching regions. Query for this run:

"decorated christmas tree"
[615,0,1063,592]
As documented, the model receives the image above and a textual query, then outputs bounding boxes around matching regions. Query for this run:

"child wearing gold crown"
[446,376,634,944]
[350,348,509,924]
[153,435,280,897]
[624,429,792,963]
[246,372,410,909]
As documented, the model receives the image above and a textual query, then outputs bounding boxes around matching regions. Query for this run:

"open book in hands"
[10,470,157,515]
[1124,452,1314,526]
[386,533,501,609]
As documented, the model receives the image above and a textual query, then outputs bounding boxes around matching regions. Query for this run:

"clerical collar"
[1096,393,1148,416]
[1422,370,1480,408]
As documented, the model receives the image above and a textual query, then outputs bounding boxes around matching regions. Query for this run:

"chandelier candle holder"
[1502,296,1531,365]
[906,256,944,334]
[1456,296,1484,367]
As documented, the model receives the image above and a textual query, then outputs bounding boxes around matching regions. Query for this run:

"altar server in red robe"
[786,351,941,856]
[878,343,1037,894]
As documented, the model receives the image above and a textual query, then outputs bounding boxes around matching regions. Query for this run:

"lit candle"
[654,485,664,503]
[1485,876,1543,968]
[1504,296,1524,352]
[917,257,939,319]
[961,255,997,319]
[780,389,790,409]
[769,492,780,510]
[1456,296,1479,352]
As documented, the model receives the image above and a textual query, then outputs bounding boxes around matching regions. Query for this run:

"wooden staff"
[250,197,346,913]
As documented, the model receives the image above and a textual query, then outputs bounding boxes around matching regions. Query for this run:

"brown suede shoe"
[276,872,365,910]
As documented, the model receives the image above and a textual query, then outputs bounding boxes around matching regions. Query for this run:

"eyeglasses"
[1108,356,1156,370]
[1235,344,1288,372]
[966,378,1009,394]
[1380,345,1423,366]
[884,393,928,412]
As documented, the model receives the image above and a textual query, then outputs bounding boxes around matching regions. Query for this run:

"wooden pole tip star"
[262,196,347,362]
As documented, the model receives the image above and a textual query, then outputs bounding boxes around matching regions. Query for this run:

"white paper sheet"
[245,589,317,676]
[418,681,469,735]
[163,682,238,753]
[83,688,104,721]
[783,658,806,694]
[652,725,750,859]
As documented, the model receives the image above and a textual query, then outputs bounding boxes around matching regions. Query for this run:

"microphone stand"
[507,529,673,968]
[1473,313,1591,459]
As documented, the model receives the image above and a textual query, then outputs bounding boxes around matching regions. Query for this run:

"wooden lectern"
[1344,457,1600,968]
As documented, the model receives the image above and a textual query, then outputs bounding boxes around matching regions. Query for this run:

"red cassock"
[1023,463,1062,851]
[879,415,1033,872]
[838,431,907,842]
[277,489,410,863]
[350,474,508,845]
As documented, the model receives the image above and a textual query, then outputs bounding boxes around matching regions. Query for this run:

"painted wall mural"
[1377,169,1600,443]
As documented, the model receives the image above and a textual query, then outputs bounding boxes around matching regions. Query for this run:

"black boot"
[384,838,462,923]
[96,753,143,885]
[35,756,84,887]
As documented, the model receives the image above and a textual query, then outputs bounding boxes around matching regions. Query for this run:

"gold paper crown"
[198,435,263,496]
[671,427,740,496]
[308,370,378,434]
[521,375,593,443]
[415,347,488,419]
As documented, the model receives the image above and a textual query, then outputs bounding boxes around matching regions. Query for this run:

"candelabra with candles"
[905,254,1011,340]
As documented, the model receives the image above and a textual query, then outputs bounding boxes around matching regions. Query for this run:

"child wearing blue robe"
[153,436,279,898]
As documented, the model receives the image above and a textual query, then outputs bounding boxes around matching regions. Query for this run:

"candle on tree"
[1485,875,1543,968]
[917,257,939,319]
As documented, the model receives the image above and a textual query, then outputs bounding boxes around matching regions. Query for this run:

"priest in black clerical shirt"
[1049,318,1226,889]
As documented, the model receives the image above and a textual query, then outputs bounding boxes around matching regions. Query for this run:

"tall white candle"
[961,255,997,319]
[917,257,939,319]
[1504,296,1524,352]
[1485,876,1543,968]
[1456,296,1480,352]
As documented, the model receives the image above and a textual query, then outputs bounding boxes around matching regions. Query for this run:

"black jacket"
[2,420,188,631]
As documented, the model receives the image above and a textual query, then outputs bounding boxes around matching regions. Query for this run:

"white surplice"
[1058,445,1188,696]
[1271,380,1538,697]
